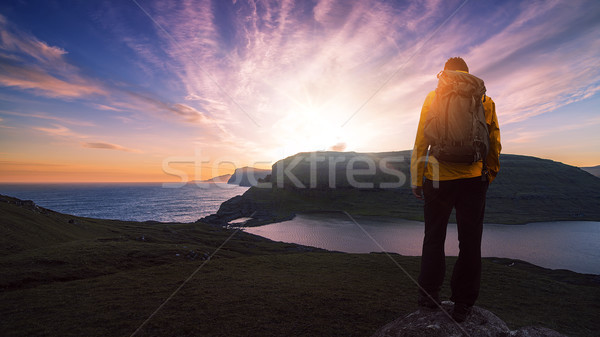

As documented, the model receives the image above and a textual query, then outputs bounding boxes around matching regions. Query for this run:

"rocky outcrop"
[197,194,293,226]
[371,301,566,337]
[0,195,48,214]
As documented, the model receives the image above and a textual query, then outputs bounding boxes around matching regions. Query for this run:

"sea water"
[0,183,249,223]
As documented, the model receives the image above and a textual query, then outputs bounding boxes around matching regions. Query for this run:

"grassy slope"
[222,152,600,225]
[1,195,599,337]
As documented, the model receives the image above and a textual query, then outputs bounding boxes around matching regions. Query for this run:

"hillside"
[1,195,599,336]
[203,151,600,225]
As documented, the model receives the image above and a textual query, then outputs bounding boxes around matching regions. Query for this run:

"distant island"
[194,173,232,183]
[581,165,600,178]
[201,150,600,226]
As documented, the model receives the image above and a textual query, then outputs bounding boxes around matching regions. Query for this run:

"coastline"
[2,194,599,336]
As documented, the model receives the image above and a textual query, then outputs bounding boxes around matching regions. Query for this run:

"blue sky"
[1,0,599,182]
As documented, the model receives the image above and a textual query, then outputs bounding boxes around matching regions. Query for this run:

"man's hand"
[412,186,424,200]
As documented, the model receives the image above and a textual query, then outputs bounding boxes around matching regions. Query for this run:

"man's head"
[444,57,469,73]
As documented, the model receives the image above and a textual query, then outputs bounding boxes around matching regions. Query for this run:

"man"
[410,57,501,322]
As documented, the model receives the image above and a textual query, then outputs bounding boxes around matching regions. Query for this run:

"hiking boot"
[418,294,441,309]
[452,302,472,322]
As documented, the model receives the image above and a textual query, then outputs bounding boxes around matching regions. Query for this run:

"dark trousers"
[418,176,488,306]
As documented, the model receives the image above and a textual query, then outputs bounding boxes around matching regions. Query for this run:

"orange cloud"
[33,124,84,138]
[329,142,347,151]
[0,62,106,98]
[1,110,96,126]
[82,142,141,153]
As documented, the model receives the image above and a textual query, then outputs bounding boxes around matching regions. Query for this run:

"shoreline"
[2,193,599,275]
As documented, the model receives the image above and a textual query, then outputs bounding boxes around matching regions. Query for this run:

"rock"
[198,194,271,225]
[185,250,199,260]
[370,301,566,337]
[511,326,568,337]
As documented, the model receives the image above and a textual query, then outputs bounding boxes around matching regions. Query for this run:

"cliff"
[201,151,600,225]
[227,166,271,186]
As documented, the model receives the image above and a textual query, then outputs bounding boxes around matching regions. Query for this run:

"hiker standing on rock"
[410,57,502,322]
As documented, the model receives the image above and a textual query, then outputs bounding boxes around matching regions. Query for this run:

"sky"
[0,0,599,182]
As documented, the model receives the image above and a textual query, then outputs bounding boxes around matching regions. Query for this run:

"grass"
[1,195,599,336]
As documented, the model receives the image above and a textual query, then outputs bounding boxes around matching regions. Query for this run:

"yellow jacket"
[410,85,501,187]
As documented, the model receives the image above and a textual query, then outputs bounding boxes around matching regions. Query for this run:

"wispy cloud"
[0,13,214,130]
[34,124,86,138]
[0,60,107,98]
[463,1,600,124]
[1,110,96,126]
[0,14,107,99]
[90,103,124,112]
[123,90,216,124]
[504,114,600,144]
[0,160,68,167]
[82,142,141,153]
[120,0,443,149]
[33,123,141,154]
[0,116,13,128]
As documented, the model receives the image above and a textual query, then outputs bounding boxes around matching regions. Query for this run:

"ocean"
[0,183,249,223]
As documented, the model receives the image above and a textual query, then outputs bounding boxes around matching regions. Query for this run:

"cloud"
[1,110,96,126]
[0,16,107,99]
[82,142,141,153]
[33,124,85,138]
[170,103,211,123]
[32,123,141,153]
[329,142,347,152]
[91,103,124,112]
[0,116,13,128]
[0,13,67,64]
[0,60,107,98]
[113,1,498,155]
[122,90,216,124]
[463,1,600,124]
[7,0,596,161]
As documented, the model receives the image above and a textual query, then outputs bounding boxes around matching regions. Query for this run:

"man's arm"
[410,91,435,199]
[484,98,501,183]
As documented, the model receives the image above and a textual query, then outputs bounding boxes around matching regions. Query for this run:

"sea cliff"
[201,151,600,226]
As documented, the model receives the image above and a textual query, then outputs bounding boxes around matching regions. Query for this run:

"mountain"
[581,165,600,178]
[202,151,600,225]
[227,166,271,186]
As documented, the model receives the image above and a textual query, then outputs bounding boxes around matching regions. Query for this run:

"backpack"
[424,70,489,164]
